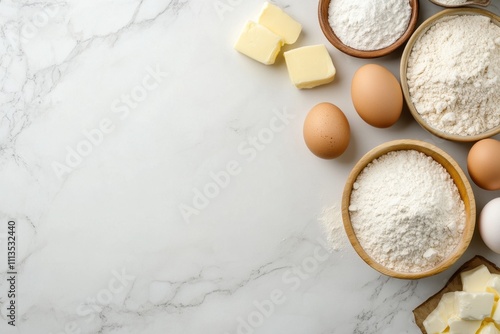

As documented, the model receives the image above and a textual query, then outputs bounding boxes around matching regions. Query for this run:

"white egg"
[479,198,500,254]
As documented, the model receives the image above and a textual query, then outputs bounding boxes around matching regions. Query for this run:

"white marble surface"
[0,0,499,333]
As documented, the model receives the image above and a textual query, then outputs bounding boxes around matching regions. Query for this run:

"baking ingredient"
[423,309,447,333]
[479,323,500,334]
[257,2,301,44]
[423,292,456,333]
[424,265,500,334]
[328,0,412,51]
[455,292,494,320]
[349,150,465,273]
[318,204,348,252]
[434,0,467,5]
[461,265,492,293]
[492,300,500,323]
[487,275,500,297]
[351,64,403,128]
[234,3,303,65]
[303,103,349,159]
[448,317,482,334]
[234,21,283,65]
[284,45,336,89]
[479,198,500,254]
[406,15,500,136]
[467,139,500,191]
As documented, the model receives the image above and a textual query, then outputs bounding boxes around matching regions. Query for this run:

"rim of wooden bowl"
[341,139,476,280]
[400,9,500,142]
[318,0,419,58]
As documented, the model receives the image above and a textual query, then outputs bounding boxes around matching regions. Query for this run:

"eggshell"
[351,64,403,128]
[303,102,350,159]
[467,139,500,191]
[479,198,500,254]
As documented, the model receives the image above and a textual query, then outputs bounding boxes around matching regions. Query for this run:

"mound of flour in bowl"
[328,0,412,51]
[349,150,466,273]
[406,15,500,136]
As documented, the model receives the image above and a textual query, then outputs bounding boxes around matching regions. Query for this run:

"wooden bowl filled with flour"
[401,9,500,142]
[341,140,476,279]
[318,0,419,58]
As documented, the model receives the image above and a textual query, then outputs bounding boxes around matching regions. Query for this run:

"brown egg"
[351,64,403,128]
[467,138,500,190]
[303,102,350,159]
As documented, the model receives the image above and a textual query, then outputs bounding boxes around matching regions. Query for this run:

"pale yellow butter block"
[284,44,336,89]
[491,299,500,322]
[461,265,492,292]
[487,274,500,297]
[448,317,482,334]
[257,2,302,44]
[424,308,448,334]
[455,292,495,321]
[424,292,457,334]
[478,323,500,334]
[234,21,283,65]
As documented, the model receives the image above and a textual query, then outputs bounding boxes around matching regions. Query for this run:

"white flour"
[328,0,412,51]
[319,204,348,253]
[349,150,465,273]
[407,15,500,136]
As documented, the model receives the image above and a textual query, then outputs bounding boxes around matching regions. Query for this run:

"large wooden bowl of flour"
[342,139,476,279]
[400,9,500,142]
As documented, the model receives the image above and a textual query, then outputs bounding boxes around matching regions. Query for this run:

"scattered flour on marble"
[318,203,348,253]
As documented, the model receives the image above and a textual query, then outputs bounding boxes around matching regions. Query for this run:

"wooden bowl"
[341,139,476,279]
[400,9,500,142]
[428,0,491,8]
[318,0,419,58]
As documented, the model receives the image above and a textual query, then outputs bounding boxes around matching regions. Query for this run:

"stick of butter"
[257,2,301,45]
[284,45,336,89]
[478,323,500,334]
[461,264,492,292]
[448,317,482,334]
[234,21,283,65]
[486,274,500,297]
[424,292,456,334]
[491,299,500,323]
[455,292,494,321]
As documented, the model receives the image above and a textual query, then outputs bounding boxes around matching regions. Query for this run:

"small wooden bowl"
[318,0,419,58]
[428,0,491,8]
[400,9,500,142]
[341,139,476,279]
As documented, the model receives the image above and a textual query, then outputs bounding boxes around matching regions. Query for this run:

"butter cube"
[234,21,283,65]
[478,323,500,334]
[461,265,492,292]
[439,292,458,320]
[491,300,500,322]
[284,45,336,89]
[487,274,500,297]
[424,308,448,334]
[257,2,302,44]
[455,292,494,320]
[448,317,482,334]
[425,292,457,334]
